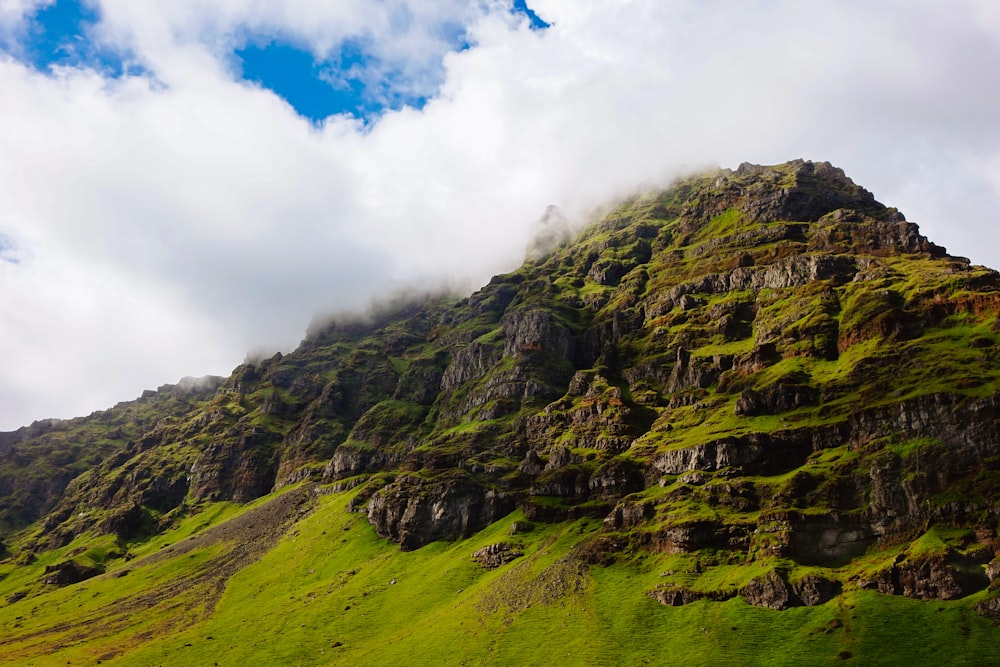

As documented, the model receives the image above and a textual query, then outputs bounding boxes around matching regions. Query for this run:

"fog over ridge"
[0,0,998,430]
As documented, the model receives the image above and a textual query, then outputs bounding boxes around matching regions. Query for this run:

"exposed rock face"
[190,425,279,503]
[441,342,503,392]
[721,160,881,223]
[603,499,655,530]
[860,552,989,600]
[735,383,819,416]
[742,570,798,610]
[653,256,859,315]
[589,459,645,500]
[324,445,401,480]
[778,513,874,564]
[651,438,765,475]
[986,559,1000,582]
[650,520,752,554]
[501,308,571,359]
[740,570,841,609]
[792,575,842,606]
[101,502,148,540]
[526,372,651,454]
[367,472,515,551]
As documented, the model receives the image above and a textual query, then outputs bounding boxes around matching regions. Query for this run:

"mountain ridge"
[4,159,1000,664]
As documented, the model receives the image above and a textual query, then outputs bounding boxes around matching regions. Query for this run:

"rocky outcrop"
[472,542,523,569]
[588,459,645,500]
[650,520,752,554]
[649,255,859,318]
[603,500,655,530]
[647,583,736,606]
[453,363,566,421]
[792,574,842,606]
[440,342,503,391]
[101,502,149,540]
[501,308,572,358]
[525,372,650,453]
[367,471,515,551]
[651,438,763,475]
[860,552,989,600]
[741,570,840,609]
[741,570,798,610]
[43,560,103,586]
[665,348,728,393]
[774,513,875,564]
[735,383,819,416]
[531,464,592,499]
[974,596,1000,625]
[677,160,882,226]
[324,444,401,480]
[189,425,279,503]
[649,428,821,476]
[808,208,946,257]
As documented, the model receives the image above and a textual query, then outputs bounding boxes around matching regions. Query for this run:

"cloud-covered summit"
[0,0,999,430]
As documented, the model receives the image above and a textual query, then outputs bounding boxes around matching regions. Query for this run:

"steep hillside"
[0,377,223,538]
[3,159,1000,665]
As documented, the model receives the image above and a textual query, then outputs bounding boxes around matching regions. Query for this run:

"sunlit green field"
[3,485,998,666]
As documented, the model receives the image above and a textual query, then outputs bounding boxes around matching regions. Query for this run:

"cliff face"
[6,159,1000,607]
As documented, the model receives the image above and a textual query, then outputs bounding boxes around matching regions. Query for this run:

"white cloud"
[0,0,50,26]
[92,0,489,98]
[1,0,999,429]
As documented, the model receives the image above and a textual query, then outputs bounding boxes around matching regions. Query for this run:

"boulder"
[43,560,102,586]
[741,570,796,610]
[647,583,735,606]
[472,542,523,569]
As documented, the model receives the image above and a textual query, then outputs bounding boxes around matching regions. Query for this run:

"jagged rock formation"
[4,159,1000,613]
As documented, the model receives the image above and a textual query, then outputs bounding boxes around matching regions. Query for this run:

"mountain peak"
[4,160,1000,662]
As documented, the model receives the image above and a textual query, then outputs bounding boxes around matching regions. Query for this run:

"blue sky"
[12,0,130,76]
[11,0,549,123]
[236,40,382,122]
[0,0,998,430]
[237,2,546,122]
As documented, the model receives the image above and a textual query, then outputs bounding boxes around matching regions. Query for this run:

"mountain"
[3,159,1000,665]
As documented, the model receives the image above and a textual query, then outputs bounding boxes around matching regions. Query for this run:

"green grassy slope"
[3,484,999,666]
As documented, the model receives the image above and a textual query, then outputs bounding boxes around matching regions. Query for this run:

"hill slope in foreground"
[4,160,1000,665]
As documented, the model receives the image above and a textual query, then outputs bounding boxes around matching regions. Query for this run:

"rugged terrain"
[3,159,1000,665]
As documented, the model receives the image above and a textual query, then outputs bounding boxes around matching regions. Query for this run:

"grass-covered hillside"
[3,159,1000,665]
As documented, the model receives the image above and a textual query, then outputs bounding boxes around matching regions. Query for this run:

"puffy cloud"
[1,0,999,429]
[0,0,50,25]
[92,0,490,101]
